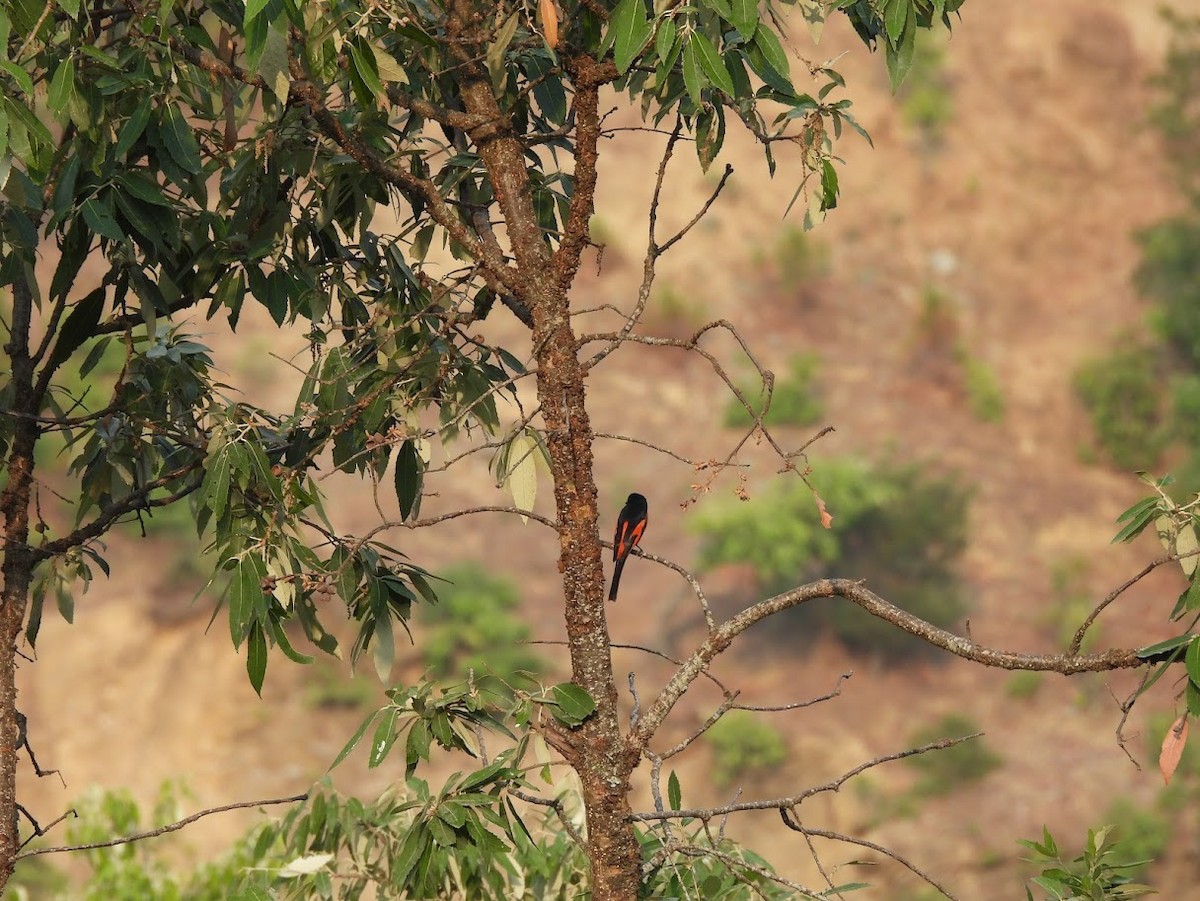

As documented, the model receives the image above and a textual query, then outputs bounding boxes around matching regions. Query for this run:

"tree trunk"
[0,275,40,889]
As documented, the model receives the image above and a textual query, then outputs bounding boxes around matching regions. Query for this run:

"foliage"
[962,353,1005,423]
[1021,825,1157,900]
[1149,9,1200,196]
[1136,218,1200,371]
[419,564,545,692]
[19,784,268,901]
[1074,342,1168,471]
[1102,798,1170,883]
[724,353,824,429]
[694,458,970,657]
[704,711,789,789]
[904,714,1001,796]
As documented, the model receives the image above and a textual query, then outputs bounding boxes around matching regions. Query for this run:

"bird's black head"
[626,493,647,511]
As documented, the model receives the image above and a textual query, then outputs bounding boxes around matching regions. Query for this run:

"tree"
[4,0,1190,897]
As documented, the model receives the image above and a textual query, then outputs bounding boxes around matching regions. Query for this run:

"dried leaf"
[1160,714,1189,784]
[540,0,559,49]
[815,492,833,529]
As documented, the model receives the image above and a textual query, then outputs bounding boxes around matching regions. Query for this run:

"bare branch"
[17,794,308,859]
[781,812,960,900]
[1069,553,1189,655]
[628,578,1145,757]
[632,734,981,822]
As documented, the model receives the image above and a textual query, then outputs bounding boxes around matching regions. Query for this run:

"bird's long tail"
[608,556,627,602]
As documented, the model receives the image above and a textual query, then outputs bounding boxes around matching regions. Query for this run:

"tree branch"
[16,793,308,859]
[627,579,1145,758]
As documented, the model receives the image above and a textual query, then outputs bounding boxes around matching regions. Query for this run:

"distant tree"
[5,1,1186,898]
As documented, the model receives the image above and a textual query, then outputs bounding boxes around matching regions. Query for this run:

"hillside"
[13,2,1200,898]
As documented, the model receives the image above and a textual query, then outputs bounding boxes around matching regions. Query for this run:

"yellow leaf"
[540,0,559,49]
[504,433,538,523]
[371,45,408,85]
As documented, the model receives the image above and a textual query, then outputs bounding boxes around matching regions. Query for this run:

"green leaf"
[749,27,792,88]
[1137,633,1192,660]
[655,17,677,67]
[885,6,916,92]
[1188,681,1200,717]
[330,709,379,770]
[271,618,314,665]
[81,197,125,243]
[160,103,202,174]
[820,158,839,211]
[244,0,270,25]
[667,770,681,810]
[372,604,395,683]
[368,707,400,768]
[486,13,520,92]
[682,40,705,107]
[1112,497,1161,544]
[1187,635,1200,686]
[610,0,652,75]
[549,682,596,727]
[885,0,908,46]
[371,44,408,84]
[690,31,735,97]
[114,97,152,158]
[394,440,423,521]
[46,287,104,372]
[247,621,268,695]
[229,556,266,646]
[47,56,77,121]
[348,38,382,103]
[0,61,34,97]
[258,23,291,102]
[728,0,758,38]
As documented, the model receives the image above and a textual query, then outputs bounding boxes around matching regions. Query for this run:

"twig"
[1068,553,1186,655]
[781,812,960,900]
[17,793,308,859]
[631,735,982,822]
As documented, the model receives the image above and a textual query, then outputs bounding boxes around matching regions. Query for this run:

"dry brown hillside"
[15,2,1200,898]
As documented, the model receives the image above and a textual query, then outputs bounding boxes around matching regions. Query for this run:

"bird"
[609,493,648,602]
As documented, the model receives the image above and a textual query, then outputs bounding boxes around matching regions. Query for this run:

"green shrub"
[1171,372,1200,446]
[420,564,544,692]
[705,711,789,788]
[693,458,970,659]
[1021,825,1157,900]
[724,353,824,429]
[905,714,1001,796]
[1074,341,1168,471]
[1101,798,1170,882]
[961,354,1005,423]
[54,783,270,901]
[1137,218,1200,370]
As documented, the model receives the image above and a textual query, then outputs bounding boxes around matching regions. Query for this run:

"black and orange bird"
[609,493,648,602]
